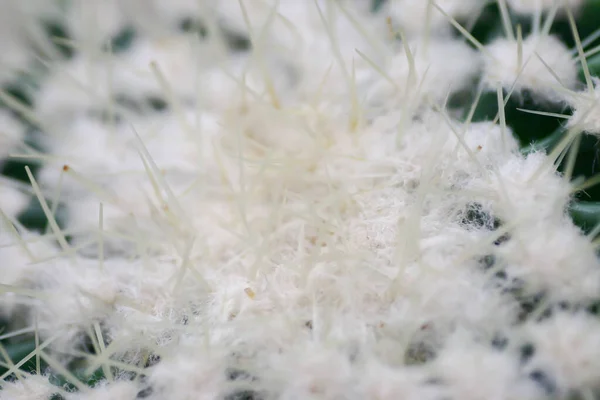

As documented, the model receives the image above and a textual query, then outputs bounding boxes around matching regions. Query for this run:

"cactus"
[2,1,600,399]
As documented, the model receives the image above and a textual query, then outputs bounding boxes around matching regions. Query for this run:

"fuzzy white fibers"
[0,184,28,220]
[30,257,120,338]
[567,78,600,135]
[36,47,279,121]
[113,37,297,111]
[263,344,357,399]
[1,1,599,399]
[66,381,140,400]
[66,0,128,48]
[217,0,389,103]
[385,0,486,38]
[113,36,222,101]
[469,151,572,222]
[507,0,585,16]
[146,347,227,400]
[0,0,71,87]
[483,34,578,101]
[217,0,385,55]
[35,55,115,121]
[357,362,445,400]
[66,0,217,46]
[367,38,481,109]
[0,228,58,318]
[366,111,520,189]
[38,110,225,256]
[497,218,600,301]
[0,374,57,400]
[40,111,213,190]
[520,312,600,394]
[456,121,522,168]
[0,111,25,163]
[382,261,519,350]
[432,331,543,400]
[31,73,563,399]
[0,0,58,84]
[30,254,212,354]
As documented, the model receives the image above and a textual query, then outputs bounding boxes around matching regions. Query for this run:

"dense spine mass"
[1,1,600,399]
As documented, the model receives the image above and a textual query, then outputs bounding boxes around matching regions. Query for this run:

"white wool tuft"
[0,374,57,400]
[36,55,114,121]
[508,0,585,16]
[66,381,140,400]
[113,36,217,100]
[0,1,598,399]
[433,331,543,400]
[385,0,485,37]
[358,363,444,400]
[217,0,388,103]
[567,78,600,135]
[0,184,28,219]
[367,39,481,108]
[0,229,57,287]
[66,0,128,48]
[0,111,25,163]
[33,258,121,332]
[265,345,355,399]
[497,219,600,301]
[483,34,578,101]
[0,230,57,318]
[147,347,227,400]
[521,312,600,393]
[0,1,40,84]
[470,152,572,222]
